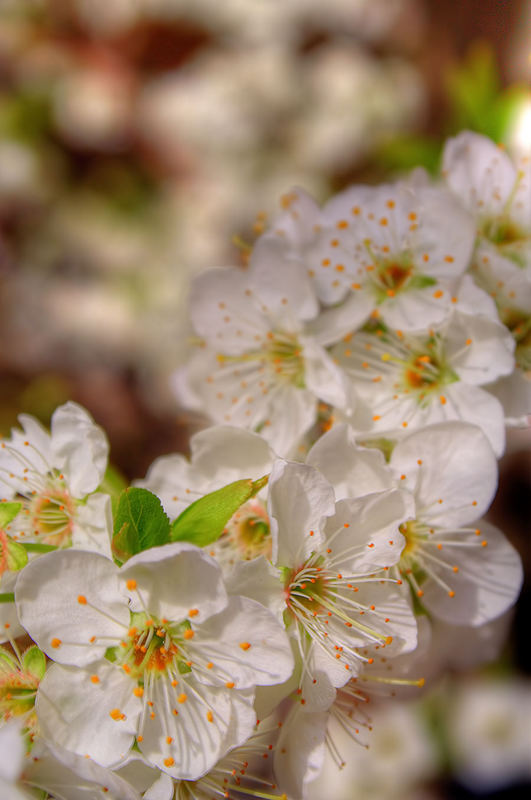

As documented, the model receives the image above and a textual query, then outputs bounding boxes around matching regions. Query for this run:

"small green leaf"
[170,475,269,548]
[23,646,47,680]
[0,592,15,603]
[0,502,22,529]
[112,488,171,563]
[408,275,437,290]
[6,539,28,572]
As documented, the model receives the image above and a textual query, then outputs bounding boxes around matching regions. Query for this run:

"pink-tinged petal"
[269,461,336,567]
[36,661,141,766]
[122,543,227,623]
[193,595,293,689]
[323,491,412,574]
[390,422,498,526]
[250,237,319,321]
[189,268,269,354]
[15,550,128,665]
[421,521,523,626]
[307,423,394,499]
[274,703,328,800]
[51,402,109,497]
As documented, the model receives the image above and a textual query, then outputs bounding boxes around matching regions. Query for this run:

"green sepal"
[112,488,171,564]
[20,542,57,554]
[22,646,47,680]
[170,475,269,548]
[408,275,437,290]
[5,538,28,572]
[0,502,22,529]
[0,645,17,667]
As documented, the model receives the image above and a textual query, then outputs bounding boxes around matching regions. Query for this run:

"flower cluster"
[0,130,527,799]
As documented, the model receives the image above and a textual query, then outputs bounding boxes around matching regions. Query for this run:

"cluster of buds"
[0,130,527,799]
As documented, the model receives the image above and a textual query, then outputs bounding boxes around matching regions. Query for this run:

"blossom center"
[400,341,457,402]
[116,614,195,680]
[265,331,305,386]
[285,563,327,614]
[374,259,414,299]
[28,483,75,545]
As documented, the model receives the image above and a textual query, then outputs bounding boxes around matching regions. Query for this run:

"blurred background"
[0,1,530,797]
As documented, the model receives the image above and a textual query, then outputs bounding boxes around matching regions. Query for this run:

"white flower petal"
[25,740,142,800]
[446,312,515,386]
[122,543,228,623]
[302,340,349,408]
[190,425,274,482]
[421,521,523,626]
[274,704,328,800]
[306,423,394,500]
[138,677,255,781]
[16,549,128,665]
[323,491,411,574]
[0,722,25,783]
[250,236,319,321]
[445,383,506,457]
[443,131,518,215]
[390,422,498,526]
[36,661,141,767]
[51,402,109,497]
[194,595,294,689]
[189,268,268,354]
[72,492,113,557]
[228,556,285,624]
[269,461,336,567]
[257,385,317,457]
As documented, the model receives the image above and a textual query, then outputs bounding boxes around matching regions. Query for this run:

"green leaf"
[408,274,437,290]
[0,502,22,529]
[170,475,269,548]
[112,488,171,563]
[5,539,28,572]
[0,592,15,603]
[23,646,46,680]
[98,464,128,517]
